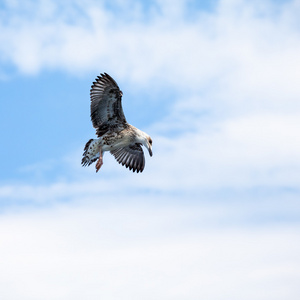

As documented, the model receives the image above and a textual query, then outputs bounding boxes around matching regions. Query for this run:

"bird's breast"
[100,132,131,151]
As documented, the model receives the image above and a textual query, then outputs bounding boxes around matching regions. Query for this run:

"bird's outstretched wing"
[110,144,145,173]
[90,73,127,137]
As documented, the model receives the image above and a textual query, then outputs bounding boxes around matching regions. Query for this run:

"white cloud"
[0,201,299,300]
[145,111,300,190]
[1,0,299,91]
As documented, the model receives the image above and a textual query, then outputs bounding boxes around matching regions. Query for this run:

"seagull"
[81,73,153,173]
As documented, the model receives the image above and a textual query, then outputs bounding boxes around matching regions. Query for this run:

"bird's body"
[82,73,152,173]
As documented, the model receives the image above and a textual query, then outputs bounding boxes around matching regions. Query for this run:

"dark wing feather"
[90,73,127,137]
[110,144,145,173]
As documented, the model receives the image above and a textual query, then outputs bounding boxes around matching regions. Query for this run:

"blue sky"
[0,0,300,299]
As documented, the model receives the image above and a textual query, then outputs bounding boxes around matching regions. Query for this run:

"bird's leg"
[95,146,103,173]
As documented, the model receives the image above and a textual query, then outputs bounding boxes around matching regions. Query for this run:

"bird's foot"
[95,157,103,173]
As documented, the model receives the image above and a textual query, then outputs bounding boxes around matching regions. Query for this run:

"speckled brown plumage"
[82,73,153,173]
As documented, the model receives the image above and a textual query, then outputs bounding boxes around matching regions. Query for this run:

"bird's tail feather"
[81,139,100,167]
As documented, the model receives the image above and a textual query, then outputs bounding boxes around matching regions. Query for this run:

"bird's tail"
[81,139,100,167]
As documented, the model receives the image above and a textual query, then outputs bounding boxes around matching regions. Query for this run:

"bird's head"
[146,135,153,157]
[137,130,153,157]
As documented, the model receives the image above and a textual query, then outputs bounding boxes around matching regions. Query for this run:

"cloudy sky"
[0,0,300,299]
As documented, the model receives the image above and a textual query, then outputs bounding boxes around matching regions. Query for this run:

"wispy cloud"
[1,0,299,88]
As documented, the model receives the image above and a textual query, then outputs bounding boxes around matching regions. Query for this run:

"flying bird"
[81,73,153,173]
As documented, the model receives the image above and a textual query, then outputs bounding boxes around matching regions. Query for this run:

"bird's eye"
[149,138,152,145]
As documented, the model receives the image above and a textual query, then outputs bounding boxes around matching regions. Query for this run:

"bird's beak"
[147,143,153,157]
